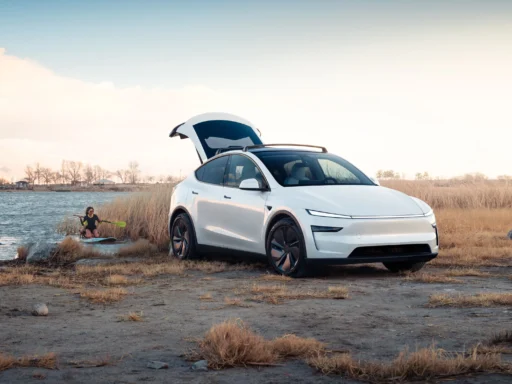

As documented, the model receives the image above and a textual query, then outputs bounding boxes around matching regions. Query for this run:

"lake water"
[0,192,128,260]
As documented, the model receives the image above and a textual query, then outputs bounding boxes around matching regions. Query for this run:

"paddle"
[73,215,126,228]
[102,220,127,228]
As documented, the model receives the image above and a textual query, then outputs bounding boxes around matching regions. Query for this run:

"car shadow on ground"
[201,251,397,280]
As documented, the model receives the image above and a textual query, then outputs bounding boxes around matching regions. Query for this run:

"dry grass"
[429,293,512,308]
[430,209,511,267]
[223,297,250,307]
[0,352,57,372]
[103,274,139,286]
[308,345,510,382]
[270,334,326,358]
[200,293,214,301]
[16,246,28,261]
[118,311,144,322]
[0,271,35,286]
[258,274,293,282]
[444,268,492,277]
[193,319,328,369]
[404,272,463,284]
[243,284,349,304]
[382,179,512,209]
[117,239,158,257]
[68,355,113,368]
[79,288,128,303]
[93,184,175,249]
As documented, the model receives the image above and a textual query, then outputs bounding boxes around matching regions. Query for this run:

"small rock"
[32,303,48,316]
[507,230,512,240]
[147,361,168,370]
[191,360,208,371]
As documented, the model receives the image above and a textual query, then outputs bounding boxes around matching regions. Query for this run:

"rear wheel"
[383,261,425,273]
[266,218,307,278]
[169,213,198,260]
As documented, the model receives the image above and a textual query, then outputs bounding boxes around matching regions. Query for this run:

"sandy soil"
[1,260,511,384]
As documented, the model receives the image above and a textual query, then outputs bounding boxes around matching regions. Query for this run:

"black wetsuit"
[82,214,100,230]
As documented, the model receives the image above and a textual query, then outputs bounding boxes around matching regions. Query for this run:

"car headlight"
[306,209,352,219]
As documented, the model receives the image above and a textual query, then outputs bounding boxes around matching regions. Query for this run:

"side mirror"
[370,177,380,186]
[239,178,264,191]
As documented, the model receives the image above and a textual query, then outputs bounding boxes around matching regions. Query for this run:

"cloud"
[0,48,235,177]
[0,166,10,173]
[1,38,511,180]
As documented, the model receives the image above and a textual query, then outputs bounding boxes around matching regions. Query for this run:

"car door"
[190,155,230,248]
[219,154,269,255]
[169,113,263,163]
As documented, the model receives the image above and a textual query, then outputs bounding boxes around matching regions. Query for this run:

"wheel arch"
[265,210,304,245]
[169,206,198,244]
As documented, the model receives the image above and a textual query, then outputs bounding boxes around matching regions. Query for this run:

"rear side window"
[195,156,229,185]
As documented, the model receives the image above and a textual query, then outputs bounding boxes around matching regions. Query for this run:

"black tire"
[383,261,426,273]
[266,218,308,278]
[169,213,198,260]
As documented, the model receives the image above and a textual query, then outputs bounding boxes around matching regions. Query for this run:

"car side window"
[225,155,263,188]
[195,156,229,185]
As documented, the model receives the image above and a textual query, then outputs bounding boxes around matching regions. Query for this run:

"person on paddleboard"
[80,206,102,238]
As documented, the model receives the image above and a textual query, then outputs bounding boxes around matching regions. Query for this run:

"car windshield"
[254,151,375,187]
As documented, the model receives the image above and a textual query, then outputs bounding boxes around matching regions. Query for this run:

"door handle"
[192,191,198,195]
[224,195,231,199]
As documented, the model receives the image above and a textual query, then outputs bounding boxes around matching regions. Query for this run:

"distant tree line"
[375,169,512,181]
[19,160,177,186]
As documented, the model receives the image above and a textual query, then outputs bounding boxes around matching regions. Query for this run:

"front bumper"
[295,211,439,261]
[307,252,438,266]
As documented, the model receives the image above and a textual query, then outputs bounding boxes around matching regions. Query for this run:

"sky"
[0,0,511,181]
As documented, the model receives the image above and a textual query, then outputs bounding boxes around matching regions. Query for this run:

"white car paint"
[168,113,439,273]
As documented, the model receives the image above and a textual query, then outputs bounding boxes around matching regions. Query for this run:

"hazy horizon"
[1,0,511,181]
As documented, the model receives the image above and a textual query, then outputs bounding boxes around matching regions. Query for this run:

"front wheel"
[169,213,198,260]
[383,261,425,273]
[266,218,308,278]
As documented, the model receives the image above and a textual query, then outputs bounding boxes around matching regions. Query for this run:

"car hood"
[286,185,425,217]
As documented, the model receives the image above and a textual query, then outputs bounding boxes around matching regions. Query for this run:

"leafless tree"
[40,167,53,185]
[116,169,126,183]
[52,172,61,185]
[128,161,140,184]
[24,166,35,185]
[83,164,95,184]
[66,161,83,185]
[34,163,41,185]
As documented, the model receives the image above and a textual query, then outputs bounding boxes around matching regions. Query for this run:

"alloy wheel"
[172,218,190,258]
[270,225,301,273]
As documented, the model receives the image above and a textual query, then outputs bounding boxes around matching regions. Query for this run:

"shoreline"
[0,184,168,193]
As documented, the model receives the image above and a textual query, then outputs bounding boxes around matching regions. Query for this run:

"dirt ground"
[1,258,511,384]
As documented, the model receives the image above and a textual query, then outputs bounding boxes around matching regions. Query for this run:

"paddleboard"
[80,237,117,244]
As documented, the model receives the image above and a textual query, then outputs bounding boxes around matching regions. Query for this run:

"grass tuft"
[117,239,158,257]
[429,293,512,308]
[118,311,144,322]
[404,272,463,284]
[308,345,510,381]
[0,353,57,372]
[16,246,29,261]
[79,288,128,303]
[244,284,349,304]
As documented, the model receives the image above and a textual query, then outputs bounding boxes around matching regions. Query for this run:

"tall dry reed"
[381,179,512,209]
[95,184,175,250]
